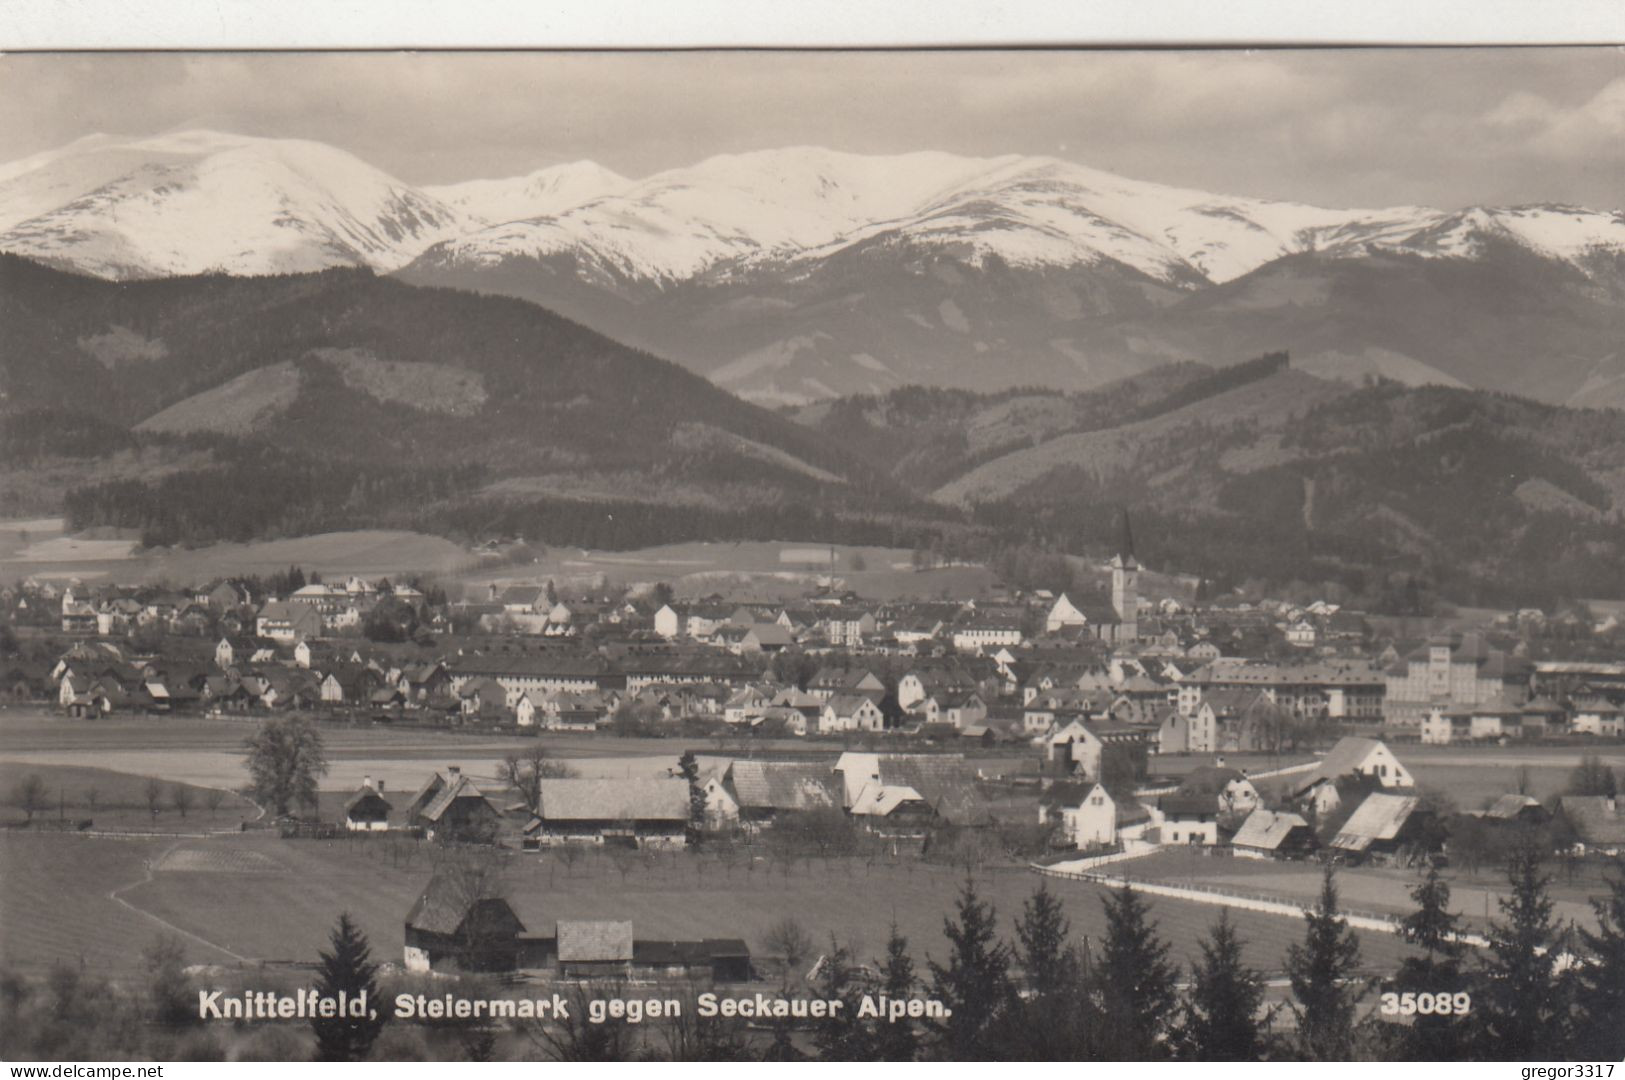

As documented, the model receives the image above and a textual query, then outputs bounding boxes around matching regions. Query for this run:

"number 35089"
[1380,991,1471,1016]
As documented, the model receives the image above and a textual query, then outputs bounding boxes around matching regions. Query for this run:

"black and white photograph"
[1,35,1624,1066]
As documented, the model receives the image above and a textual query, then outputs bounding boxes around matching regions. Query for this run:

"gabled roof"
[536,778,688,822]
[1038,780,1096,811]
[557,920,634,962]
[1331,792,1420,851]
[849,783,929,817]
[410,771,491,822]
[726,761,839,811]
[1309,736,1389,786]
[1231,808,1311,850]
[344,783,393,815]
[1484,794,1542,820]
[405,873,520,936]
[826,692,882,714]
[1178,766,1250,796]
[1558,796,1625,845]
[1159,792,1219,818]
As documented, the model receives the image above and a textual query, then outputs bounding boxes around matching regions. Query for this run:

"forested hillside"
[0,255,931,548]
[7,253,1625,608]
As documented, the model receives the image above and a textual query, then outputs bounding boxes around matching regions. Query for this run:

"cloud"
[1,49,1620,209]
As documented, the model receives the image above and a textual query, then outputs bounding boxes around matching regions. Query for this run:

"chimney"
[1216,755,1226,768]
[377,779,384,793]
[363,775,372,791]
[448,765,461,776]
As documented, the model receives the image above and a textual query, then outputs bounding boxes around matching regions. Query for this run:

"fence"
[1032,860,1489,947]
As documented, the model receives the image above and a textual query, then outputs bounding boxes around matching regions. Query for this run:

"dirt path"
[107,837,259,965]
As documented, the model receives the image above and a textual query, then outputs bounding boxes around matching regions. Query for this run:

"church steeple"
[1110,507,1137,571]
[1110,507,1139,640]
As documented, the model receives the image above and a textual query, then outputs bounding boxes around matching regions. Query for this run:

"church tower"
[1110,508,1139,643]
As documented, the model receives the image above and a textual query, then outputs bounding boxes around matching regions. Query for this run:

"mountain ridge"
[4,130,1622,407]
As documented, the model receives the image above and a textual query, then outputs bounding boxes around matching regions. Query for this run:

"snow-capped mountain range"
[4,130,1622,406]
[5,129,1621,284]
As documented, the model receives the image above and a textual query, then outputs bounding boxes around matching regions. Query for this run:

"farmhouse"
[1039,781,1150,849]
[404,767,500,842]
[1480,793,1548,827]
[344,778,392,831]
[1155,793,1222,846]
[525,778,689,848]
[847,783,938,832]
[1177,765,1261,816]
[1572,700,1624,738]
[403,875,528,973]
[723,760,841,825]
[1557,795,1625,855]
[1046,719,1151,785]
[1230,808,1316,859]
[255,601,323,643]
[403,885,754,980]
[833,752,992,826]
[820,693,885,733]
[1291,736,1413,814]
[1330,791,1432,865]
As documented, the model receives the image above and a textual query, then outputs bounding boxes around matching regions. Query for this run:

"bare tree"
[523,980,641,1061]
[763,917,815,987]
[499,745,576,814]
[144,777,165,821]
[204,788,225,816]
[9,773,47,823]
[83,786,100,815]
[171,783,195,819]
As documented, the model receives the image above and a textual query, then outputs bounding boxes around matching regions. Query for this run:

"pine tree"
[1010,882,1091,1059]
[926,878,1014,1061]
[1096,883,1178,1059]
[1183,910,1268,1061]
[1284,862,1365,1060]
[677,749,705,843]
[1394,863,1467,1060]
[1573,865,1625,1060]
[811,936,873,1061]
[1015,881,1075,998]
[311,913,387,1061]
[1476,841,1573,1059]
[873,922,919,1062]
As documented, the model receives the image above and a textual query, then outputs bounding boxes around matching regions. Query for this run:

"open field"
[0,518,475,584]
[0,762,257,830]
[0,829,1419,980]
[0,832,246,972]
[1399,744,1625,809]
[1115,848,1609,933]
[464,539,997,602]
[0,708,1029,794]
[0,519,995,601]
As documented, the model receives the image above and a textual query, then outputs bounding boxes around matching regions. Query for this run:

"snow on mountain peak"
[0,130,463,277]
[2,133,1621,286]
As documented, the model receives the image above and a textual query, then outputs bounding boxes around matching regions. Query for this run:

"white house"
[820,694,885,733]
[1039,781,1150,848]
[1045,594,1088,634]
[1573,701,1624,738]
[654,604,682,639]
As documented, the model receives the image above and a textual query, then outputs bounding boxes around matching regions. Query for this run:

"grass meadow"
[3,826,1421,981]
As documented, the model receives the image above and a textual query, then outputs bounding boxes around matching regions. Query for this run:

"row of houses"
[1041,736,1421,860]
[339,751,995,846]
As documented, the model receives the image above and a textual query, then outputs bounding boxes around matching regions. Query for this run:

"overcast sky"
[2,49,1621,208]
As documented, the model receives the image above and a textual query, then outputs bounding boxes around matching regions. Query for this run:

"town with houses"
[7,521,1625,905]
